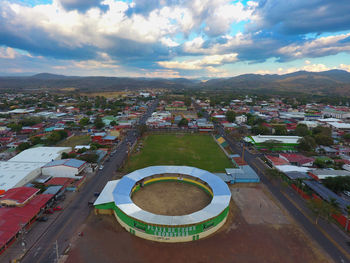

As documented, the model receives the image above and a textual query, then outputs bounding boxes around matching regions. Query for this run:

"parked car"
[45,208,54,214]
[94,192,100,197]
[37,216,49,222]
[99,165,104,170]
[344,191,350,197]
[53,206,63,211]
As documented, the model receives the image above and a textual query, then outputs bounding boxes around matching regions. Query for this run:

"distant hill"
[30,73,77,79]
[0,70,350,96]
[201,70,350,95]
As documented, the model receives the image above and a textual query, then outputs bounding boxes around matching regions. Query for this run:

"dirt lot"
[231,187,289,225]
[132,181,211,216]
[65,184,332,263]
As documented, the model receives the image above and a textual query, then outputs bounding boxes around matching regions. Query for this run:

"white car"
[344,191,350,197]
[99,165,104,170]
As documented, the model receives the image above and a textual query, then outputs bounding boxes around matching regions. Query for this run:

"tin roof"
[112,166,231,226]
[42,158,86,169]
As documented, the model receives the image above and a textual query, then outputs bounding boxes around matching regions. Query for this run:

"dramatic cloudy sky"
[0,0,350,77]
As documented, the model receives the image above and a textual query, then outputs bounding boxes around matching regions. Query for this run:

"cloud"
[0,47,17,59]
[58,0,108,12]
[339,64,350,72]
[251,0,350,35]
[158,53,238,70]
[278,33,350,59]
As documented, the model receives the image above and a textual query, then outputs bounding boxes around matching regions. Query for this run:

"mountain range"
[1,70,350,96]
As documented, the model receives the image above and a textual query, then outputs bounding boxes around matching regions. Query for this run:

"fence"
[291,184,311,200]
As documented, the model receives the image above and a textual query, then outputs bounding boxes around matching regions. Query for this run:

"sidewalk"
[0,178,89,263]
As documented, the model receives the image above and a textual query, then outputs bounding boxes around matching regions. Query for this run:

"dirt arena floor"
[132,181,212,216]
[65,184,332,263]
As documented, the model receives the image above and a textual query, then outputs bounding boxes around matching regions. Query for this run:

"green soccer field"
[123,134,232,173]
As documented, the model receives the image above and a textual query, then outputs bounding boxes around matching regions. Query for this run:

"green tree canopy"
[225,110,236,123]
[298,136,316,152]
[295,124,310,136]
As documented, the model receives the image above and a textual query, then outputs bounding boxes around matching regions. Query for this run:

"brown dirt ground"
[131,181,212,216]
[65,184,332,263]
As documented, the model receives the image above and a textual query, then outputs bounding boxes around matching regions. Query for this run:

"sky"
[0,0,350,78]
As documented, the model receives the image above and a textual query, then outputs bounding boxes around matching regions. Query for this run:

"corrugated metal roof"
[304,180,350,212]
[9,147,71,163]
[42,158,86,168]
[112,166,231,226]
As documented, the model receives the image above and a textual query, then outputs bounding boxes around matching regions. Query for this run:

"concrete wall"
[113,210,228,243]
[42,165,80,178]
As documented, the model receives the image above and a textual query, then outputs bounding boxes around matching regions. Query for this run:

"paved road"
[194,101,350,263]
[20,99,158,263]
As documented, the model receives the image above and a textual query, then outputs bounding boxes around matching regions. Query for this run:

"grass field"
[58,135,91,148]
[124,134,232,172]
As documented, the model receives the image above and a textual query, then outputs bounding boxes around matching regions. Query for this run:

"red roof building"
[45,177,75,189]
[0,194,53,254]
[279,153,315,167]
[266,155,290,167]
[0,187,40,207]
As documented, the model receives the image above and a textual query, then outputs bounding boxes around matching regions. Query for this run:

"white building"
[235,115,247,124]
[0,147,72,193]
[9,147,71,163]
[42,159,87,178]
[0,162,44,193]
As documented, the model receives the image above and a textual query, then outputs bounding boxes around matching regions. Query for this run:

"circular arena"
[94,166,231,242]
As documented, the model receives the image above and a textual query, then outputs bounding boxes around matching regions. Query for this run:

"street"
[199,101,350,263]
[19,99,158,263]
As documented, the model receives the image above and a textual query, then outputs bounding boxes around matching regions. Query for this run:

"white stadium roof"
[109,166,231,226]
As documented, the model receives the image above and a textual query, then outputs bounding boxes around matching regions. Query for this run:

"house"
[308,169,350,180]
[235,115,247,124]
[42,159,87,178]
[265,155,290,167]
[0,187,39,207]
[279,153,315,167]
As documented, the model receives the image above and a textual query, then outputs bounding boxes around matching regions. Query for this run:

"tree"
[314,133,333,146]
[307,199,328,224]
[295,124,310,136]
[251,125,269,135]
[184,97,191,107]
[94,117,105,129]
[178,118,188,127]
[8,123,22,132]
[197,111,203,118]
[298,136,316,152]
[137,124,148,136]
[17,142,31,152]
[110,120,117,126]
[225,110,236,123]
[79,117,90,126]
[30,136,42,145]
[78,153,99,163]
[274,125,287,135]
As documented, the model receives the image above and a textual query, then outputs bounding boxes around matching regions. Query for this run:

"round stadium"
[94,166,231,242]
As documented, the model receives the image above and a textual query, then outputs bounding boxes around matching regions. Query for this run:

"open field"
[66,184,330,263]
[57,135,91,148]
[132,181,211,216]
[124,134,233,173]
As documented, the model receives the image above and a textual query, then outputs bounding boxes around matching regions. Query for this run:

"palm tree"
[327,197,340,222]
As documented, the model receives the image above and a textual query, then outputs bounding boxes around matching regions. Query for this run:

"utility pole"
[19,223,27,252]
[55,240,59,262]
[242,143,245,163]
